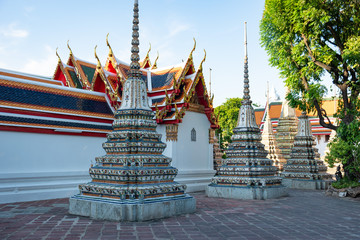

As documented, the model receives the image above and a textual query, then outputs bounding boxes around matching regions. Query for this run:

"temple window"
[191,128,196,142]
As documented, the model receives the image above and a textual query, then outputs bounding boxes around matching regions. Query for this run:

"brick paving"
[0,189,359,240]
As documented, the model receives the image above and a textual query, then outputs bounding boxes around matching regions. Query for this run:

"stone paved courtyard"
[0,189,359,240]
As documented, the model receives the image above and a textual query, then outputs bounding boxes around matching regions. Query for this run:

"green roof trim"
[80,65,96,84]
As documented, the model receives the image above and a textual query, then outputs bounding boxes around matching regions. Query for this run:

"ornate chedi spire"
[120,0,150,111]
[281,112,332,189]
[69,0,195,221]
[275,87,298,164]
[206,22,287,200]
[261,83,286,171]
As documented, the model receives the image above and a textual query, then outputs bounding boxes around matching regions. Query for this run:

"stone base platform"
[282,178,333,190]
[206,184,288,200]
[69,194,196,222]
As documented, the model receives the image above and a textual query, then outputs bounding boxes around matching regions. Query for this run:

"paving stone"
[0,190,360,240]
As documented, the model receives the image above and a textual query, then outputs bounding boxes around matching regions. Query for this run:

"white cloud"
[21,45,57,77]
[168,23,190,38]
[24,6,35,13]
[1,23,29,38]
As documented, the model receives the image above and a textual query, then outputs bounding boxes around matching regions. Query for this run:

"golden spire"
[94,45,102,69]
[209,68,212,97]
[198,49,206,71]
[151,51,159,69]
[56,47,61,63]
[67,40,73,56]
[189,38,196,59]
[106,33,114,57]
[146,43,151,57]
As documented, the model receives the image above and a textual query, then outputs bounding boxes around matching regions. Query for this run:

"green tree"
[215,98,242,149]
[260,0,360,180]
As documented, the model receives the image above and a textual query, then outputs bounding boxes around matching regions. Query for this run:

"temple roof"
[0,71,114,137]
[255,99,338,135]
[0,39,218,136]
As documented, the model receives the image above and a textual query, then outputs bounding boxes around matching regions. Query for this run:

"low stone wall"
[326,185,360,198]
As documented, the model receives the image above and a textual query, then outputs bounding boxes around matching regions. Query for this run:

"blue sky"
[0,0,291,107]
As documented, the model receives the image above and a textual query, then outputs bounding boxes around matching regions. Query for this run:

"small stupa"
[206,22,287,200]
[261,83,286,171]
[275,88,298,167]
[69,0,195,221]
[281,112,333,189]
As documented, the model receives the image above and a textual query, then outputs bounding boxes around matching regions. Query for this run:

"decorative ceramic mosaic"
[76,1,188,201]
[210,32,282,188]
[281,112,332,181]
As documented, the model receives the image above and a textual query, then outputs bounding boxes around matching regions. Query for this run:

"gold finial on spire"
[106,33,114,57]
[67,40,73,55]
[94,45,101,69]
[56,47,61,63]
[189,38,196,59]
[198,49,206,71]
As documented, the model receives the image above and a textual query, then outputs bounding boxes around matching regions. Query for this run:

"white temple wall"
[1,112,216,203]
[314,134,329,157]
[176,111,212,170]
[157,111,215,192]
[0,131,105,204]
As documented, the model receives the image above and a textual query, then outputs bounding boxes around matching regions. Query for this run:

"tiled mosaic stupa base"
[69,0,195,221]
[206,108,288,200]
[69,109,196,221]
[207,23,287,200]
[206,114,288,200]
[281,112,333,190]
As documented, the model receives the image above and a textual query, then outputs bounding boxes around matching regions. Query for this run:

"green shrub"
[332,177,360,189]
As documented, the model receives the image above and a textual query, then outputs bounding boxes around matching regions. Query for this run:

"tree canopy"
[260,0,360,129]
[214,98,242,148]
[260,0,360,180]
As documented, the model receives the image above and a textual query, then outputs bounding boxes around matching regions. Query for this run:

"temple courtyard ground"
[0,189,359,240]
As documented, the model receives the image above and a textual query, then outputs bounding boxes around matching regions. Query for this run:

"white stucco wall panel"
[1,111,216,203]
[176,111,212,171]
[0,131,106,203]
[0,131,105,174]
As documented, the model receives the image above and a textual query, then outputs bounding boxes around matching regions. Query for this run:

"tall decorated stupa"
[69,0,195,221]
[275,88,298,168]
[206,23,287,200]
[261,83,286,171]
[281,112,333,189]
